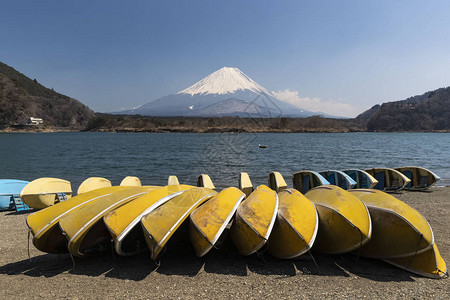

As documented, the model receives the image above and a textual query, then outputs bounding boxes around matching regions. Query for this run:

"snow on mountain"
[116,67,327,117]
[178,67,270,96]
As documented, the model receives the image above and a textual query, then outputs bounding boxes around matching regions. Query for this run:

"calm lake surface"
[0,132,449,191]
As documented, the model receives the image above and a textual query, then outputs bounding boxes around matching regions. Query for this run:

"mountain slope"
[119,67,318,117]
[357,87,450,131]
[0,61,94,127]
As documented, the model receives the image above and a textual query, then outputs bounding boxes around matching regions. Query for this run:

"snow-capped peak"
[177,67,271,96]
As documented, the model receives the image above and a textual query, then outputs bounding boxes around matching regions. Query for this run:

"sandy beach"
[0,187,448,299]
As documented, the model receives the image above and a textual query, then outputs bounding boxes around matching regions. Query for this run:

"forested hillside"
[0,61,94,128]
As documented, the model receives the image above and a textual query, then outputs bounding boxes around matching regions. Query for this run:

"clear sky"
[1,0,449,117]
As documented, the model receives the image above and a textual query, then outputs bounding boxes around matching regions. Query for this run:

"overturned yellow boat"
[230,185,278,255]
[26,186,129,254]
[20,177,72,209]
[167,175,180,186]
[349,189,434,258]
[197,174,215,189]
[305,185,372,254]
[384,243,447,279]
[77,177,112,195]
[59,186,158,256]
[189,187,245,257]
[141,187,217,260]
[104,184,194,256]
[239,172,253,197]
[120,176,142,186]
[268,188,318,259]
[268,171,287,193]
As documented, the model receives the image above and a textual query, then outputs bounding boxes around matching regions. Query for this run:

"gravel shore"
[0,187,448,299]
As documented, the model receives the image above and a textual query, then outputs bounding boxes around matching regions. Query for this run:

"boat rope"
[154,258,161,269]
[256,239,270,263]
[256,251,266,264]
[110,239,124,267]
[211,236,221,250]
[27,228,75,273]
[404,233,424,272]
[353,227,363,267]
[27,228,33,263]
[153,247,166,269]
[305,246,320,274]
[68,251,76,270]
[438,269,448,278]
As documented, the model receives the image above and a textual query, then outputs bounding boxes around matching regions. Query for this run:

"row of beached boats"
[1,167,444,279]
[294,167,440,193]
[0,166,441,212]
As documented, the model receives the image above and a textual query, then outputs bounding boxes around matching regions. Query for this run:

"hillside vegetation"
[0,62,94,128]
[358,87,450,131]
[85,114,365,133]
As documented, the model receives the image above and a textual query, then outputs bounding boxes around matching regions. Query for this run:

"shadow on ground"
[0,241,415,282]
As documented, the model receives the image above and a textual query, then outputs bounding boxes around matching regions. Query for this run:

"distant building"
[26,117,43,125]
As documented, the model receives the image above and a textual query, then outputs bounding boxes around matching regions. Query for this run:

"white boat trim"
[210,193,245,246]
[191,191,246,257]
[383,254,446,279]
[114,189,187,256]
[264,192,279,240]
[31,192,115,238]
[66,191,150,256]
[151,192,216,259]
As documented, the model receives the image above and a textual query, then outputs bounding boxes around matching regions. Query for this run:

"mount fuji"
[118,67,318,117]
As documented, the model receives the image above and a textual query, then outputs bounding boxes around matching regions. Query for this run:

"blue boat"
[343,169,379,189]
[0,179,30,211]
[319,170,357,190]
[364,168,411,192]
[394,166,440,190]
[292,170,330,194]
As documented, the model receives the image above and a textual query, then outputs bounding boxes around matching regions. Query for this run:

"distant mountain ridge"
[118,67,325,118]
[0,61,94,128]
[357,87,450,131]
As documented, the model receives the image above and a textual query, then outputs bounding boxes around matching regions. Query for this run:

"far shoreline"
[1,127,450,134]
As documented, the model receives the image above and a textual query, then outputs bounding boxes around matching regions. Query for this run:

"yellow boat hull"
[268,171,287,193]
[26,186,129,253]
[305,185,372,254]
[230,185,278,255]
[59,186,158,256]
[384,244,447,279]
[104,184,194,256]
[141,187,217,260]
[349,189,434,258]
[20,177,72,209]
[120,176,142,186]
[239,172,253,197]
[189,187,245,257]
[268,189,318,259]
[77,177,112,195]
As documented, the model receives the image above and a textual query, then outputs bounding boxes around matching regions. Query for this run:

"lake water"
[0,132,449,191]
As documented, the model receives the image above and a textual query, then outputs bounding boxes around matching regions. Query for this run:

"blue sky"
[1,1,449,117]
